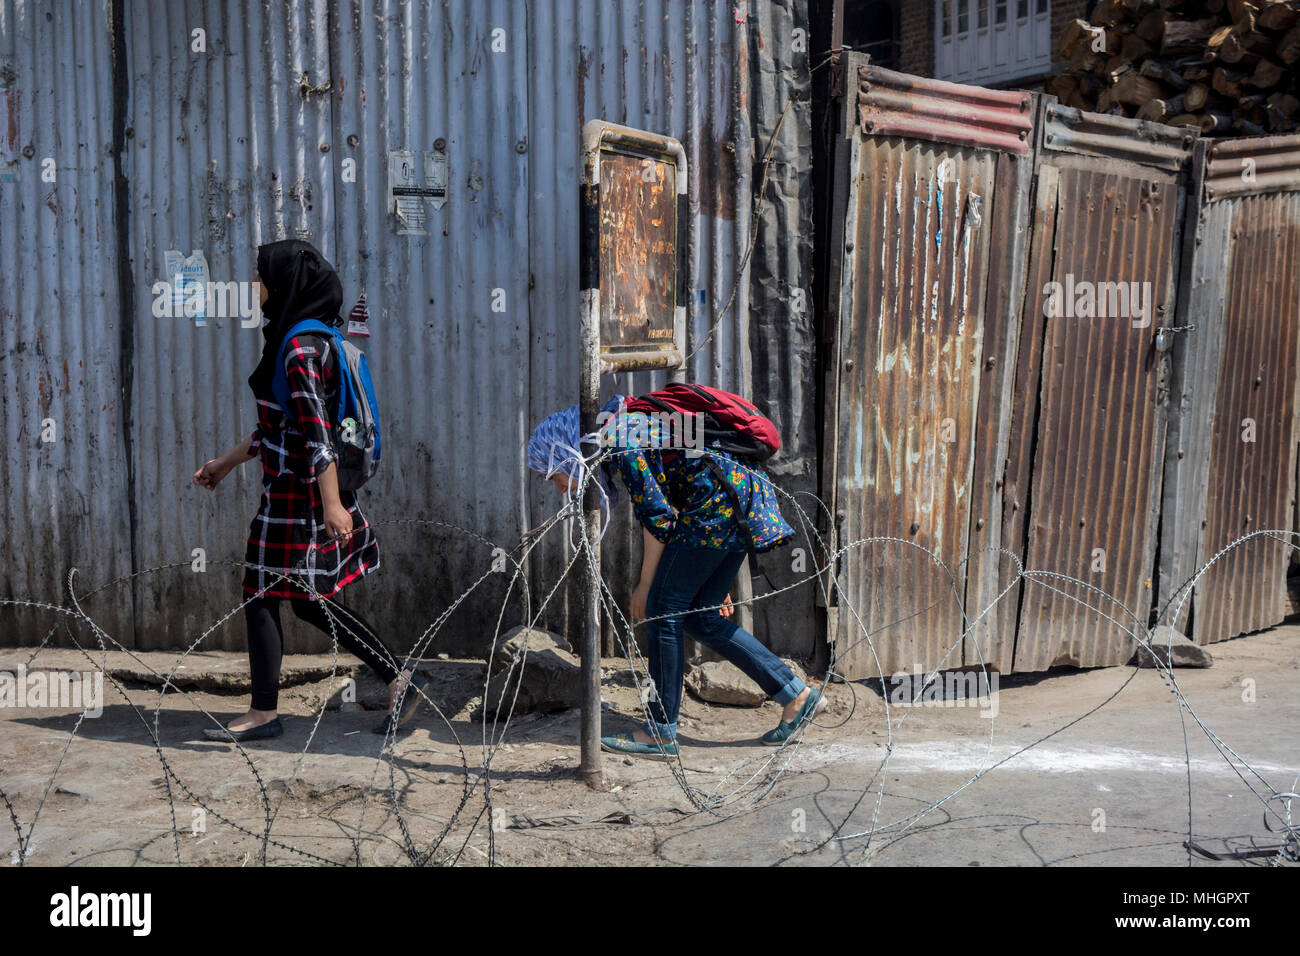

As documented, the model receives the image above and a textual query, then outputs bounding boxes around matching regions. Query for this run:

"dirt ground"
[1,623,1297,867]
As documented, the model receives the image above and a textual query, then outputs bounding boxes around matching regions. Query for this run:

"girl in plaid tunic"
[193,240,424,741]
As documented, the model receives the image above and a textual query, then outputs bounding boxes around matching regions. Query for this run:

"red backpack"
[624,383,780,462]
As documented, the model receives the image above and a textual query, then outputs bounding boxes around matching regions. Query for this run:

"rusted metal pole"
[578,172,604,791]
[577,372,603,790]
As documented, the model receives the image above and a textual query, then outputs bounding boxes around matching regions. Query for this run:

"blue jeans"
[641,541,805,740]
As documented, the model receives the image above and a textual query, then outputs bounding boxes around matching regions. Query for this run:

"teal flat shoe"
[600,732,679,757]
[760,687,822,746]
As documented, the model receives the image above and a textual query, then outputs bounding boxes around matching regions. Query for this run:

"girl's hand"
[630,583,650,622]
[324,502,353,541]
[720,593,734,619]
[193,457,231,490]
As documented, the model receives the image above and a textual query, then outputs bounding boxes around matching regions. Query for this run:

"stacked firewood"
[1046,0,1300,135]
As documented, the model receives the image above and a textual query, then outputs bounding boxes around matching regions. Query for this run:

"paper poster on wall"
[388,149,447,235]
[163,248,211,327]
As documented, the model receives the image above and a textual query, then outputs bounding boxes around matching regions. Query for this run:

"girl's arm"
[639,524,665,585]
[318,461,353,540]
[193,434,256,490]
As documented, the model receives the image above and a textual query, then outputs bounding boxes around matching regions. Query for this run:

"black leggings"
[245,596,401,711]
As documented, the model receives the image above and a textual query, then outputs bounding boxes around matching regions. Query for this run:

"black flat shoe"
[372,673,429,735]
[202,717,284,742]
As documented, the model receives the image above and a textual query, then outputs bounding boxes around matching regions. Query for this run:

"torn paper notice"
[163,248,212,326]
[388,148,447,235]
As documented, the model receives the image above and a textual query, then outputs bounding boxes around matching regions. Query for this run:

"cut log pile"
[1046,0,1300,135]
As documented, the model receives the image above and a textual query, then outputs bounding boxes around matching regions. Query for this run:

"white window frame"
[934,0,1052,86]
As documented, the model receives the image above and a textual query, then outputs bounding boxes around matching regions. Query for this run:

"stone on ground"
[685,657,810,707]
[482,626,581,716]
[1132,625,1213,668]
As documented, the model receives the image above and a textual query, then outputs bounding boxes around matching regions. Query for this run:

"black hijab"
[248,239,344,399]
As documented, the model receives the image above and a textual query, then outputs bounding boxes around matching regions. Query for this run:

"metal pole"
[578,236,604,791]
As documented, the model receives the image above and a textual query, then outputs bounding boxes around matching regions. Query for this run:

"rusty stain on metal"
[1203,134,1300,201]
[2,87,17,156]
[857,63,1031,155]
[600,151,676,351]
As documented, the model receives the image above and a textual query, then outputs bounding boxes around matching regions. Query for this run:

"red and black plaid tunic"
[242,333,380,599]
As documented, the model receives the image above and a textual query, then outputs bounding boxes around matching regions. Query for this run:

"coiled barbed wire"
[1,447,1297,867]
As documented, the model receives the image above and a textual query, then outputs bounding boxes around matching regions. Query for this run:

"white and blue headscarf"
[527,394,625,508]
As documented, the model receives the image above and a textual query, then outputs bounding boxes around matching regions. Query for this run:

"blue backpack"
[271,319,381,491]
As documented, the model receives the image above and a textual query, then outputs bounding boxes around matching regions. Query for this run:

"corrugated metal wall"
[1160,135,1300,646]
[826,69,1300,676]
[1011,107,1191,672]
[0,0,134,642]
[326,0,533,655]
[0,0,818,659]
[961,114,1038,676]
[736,0,817,660]
[826,56,1033,679]
[17,7,1297,671]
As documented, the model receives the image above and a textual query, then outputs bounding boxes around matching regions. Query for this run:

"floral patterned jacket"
[610,411,795,553]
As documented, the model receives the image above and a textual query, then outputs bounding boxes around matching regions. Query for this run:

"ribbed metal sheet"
[1203,134,1300,202]
[1014,162,1183,671]
[1043,104,1196,173]
[961,115,1038,675]
[998,159,1060,667]
[1192,191,1300,643]
[738,0,818,661]
[857,63,1032,155]
[325,0,532,657]
[831,121,1000,680]
[0,0,135,644]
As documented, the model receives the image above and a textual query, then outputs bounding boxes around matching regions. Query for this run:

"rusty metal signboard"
[580,120,687,372]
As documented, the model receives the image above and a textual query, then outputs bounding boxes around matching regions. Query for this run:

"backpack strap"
[272,319,348,420]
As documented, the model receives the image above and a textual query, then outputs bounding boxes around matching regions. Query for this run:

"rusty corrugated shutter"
[826,55,1034,679]
[1160,135,1300,645]
[1011,105,1192,671]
